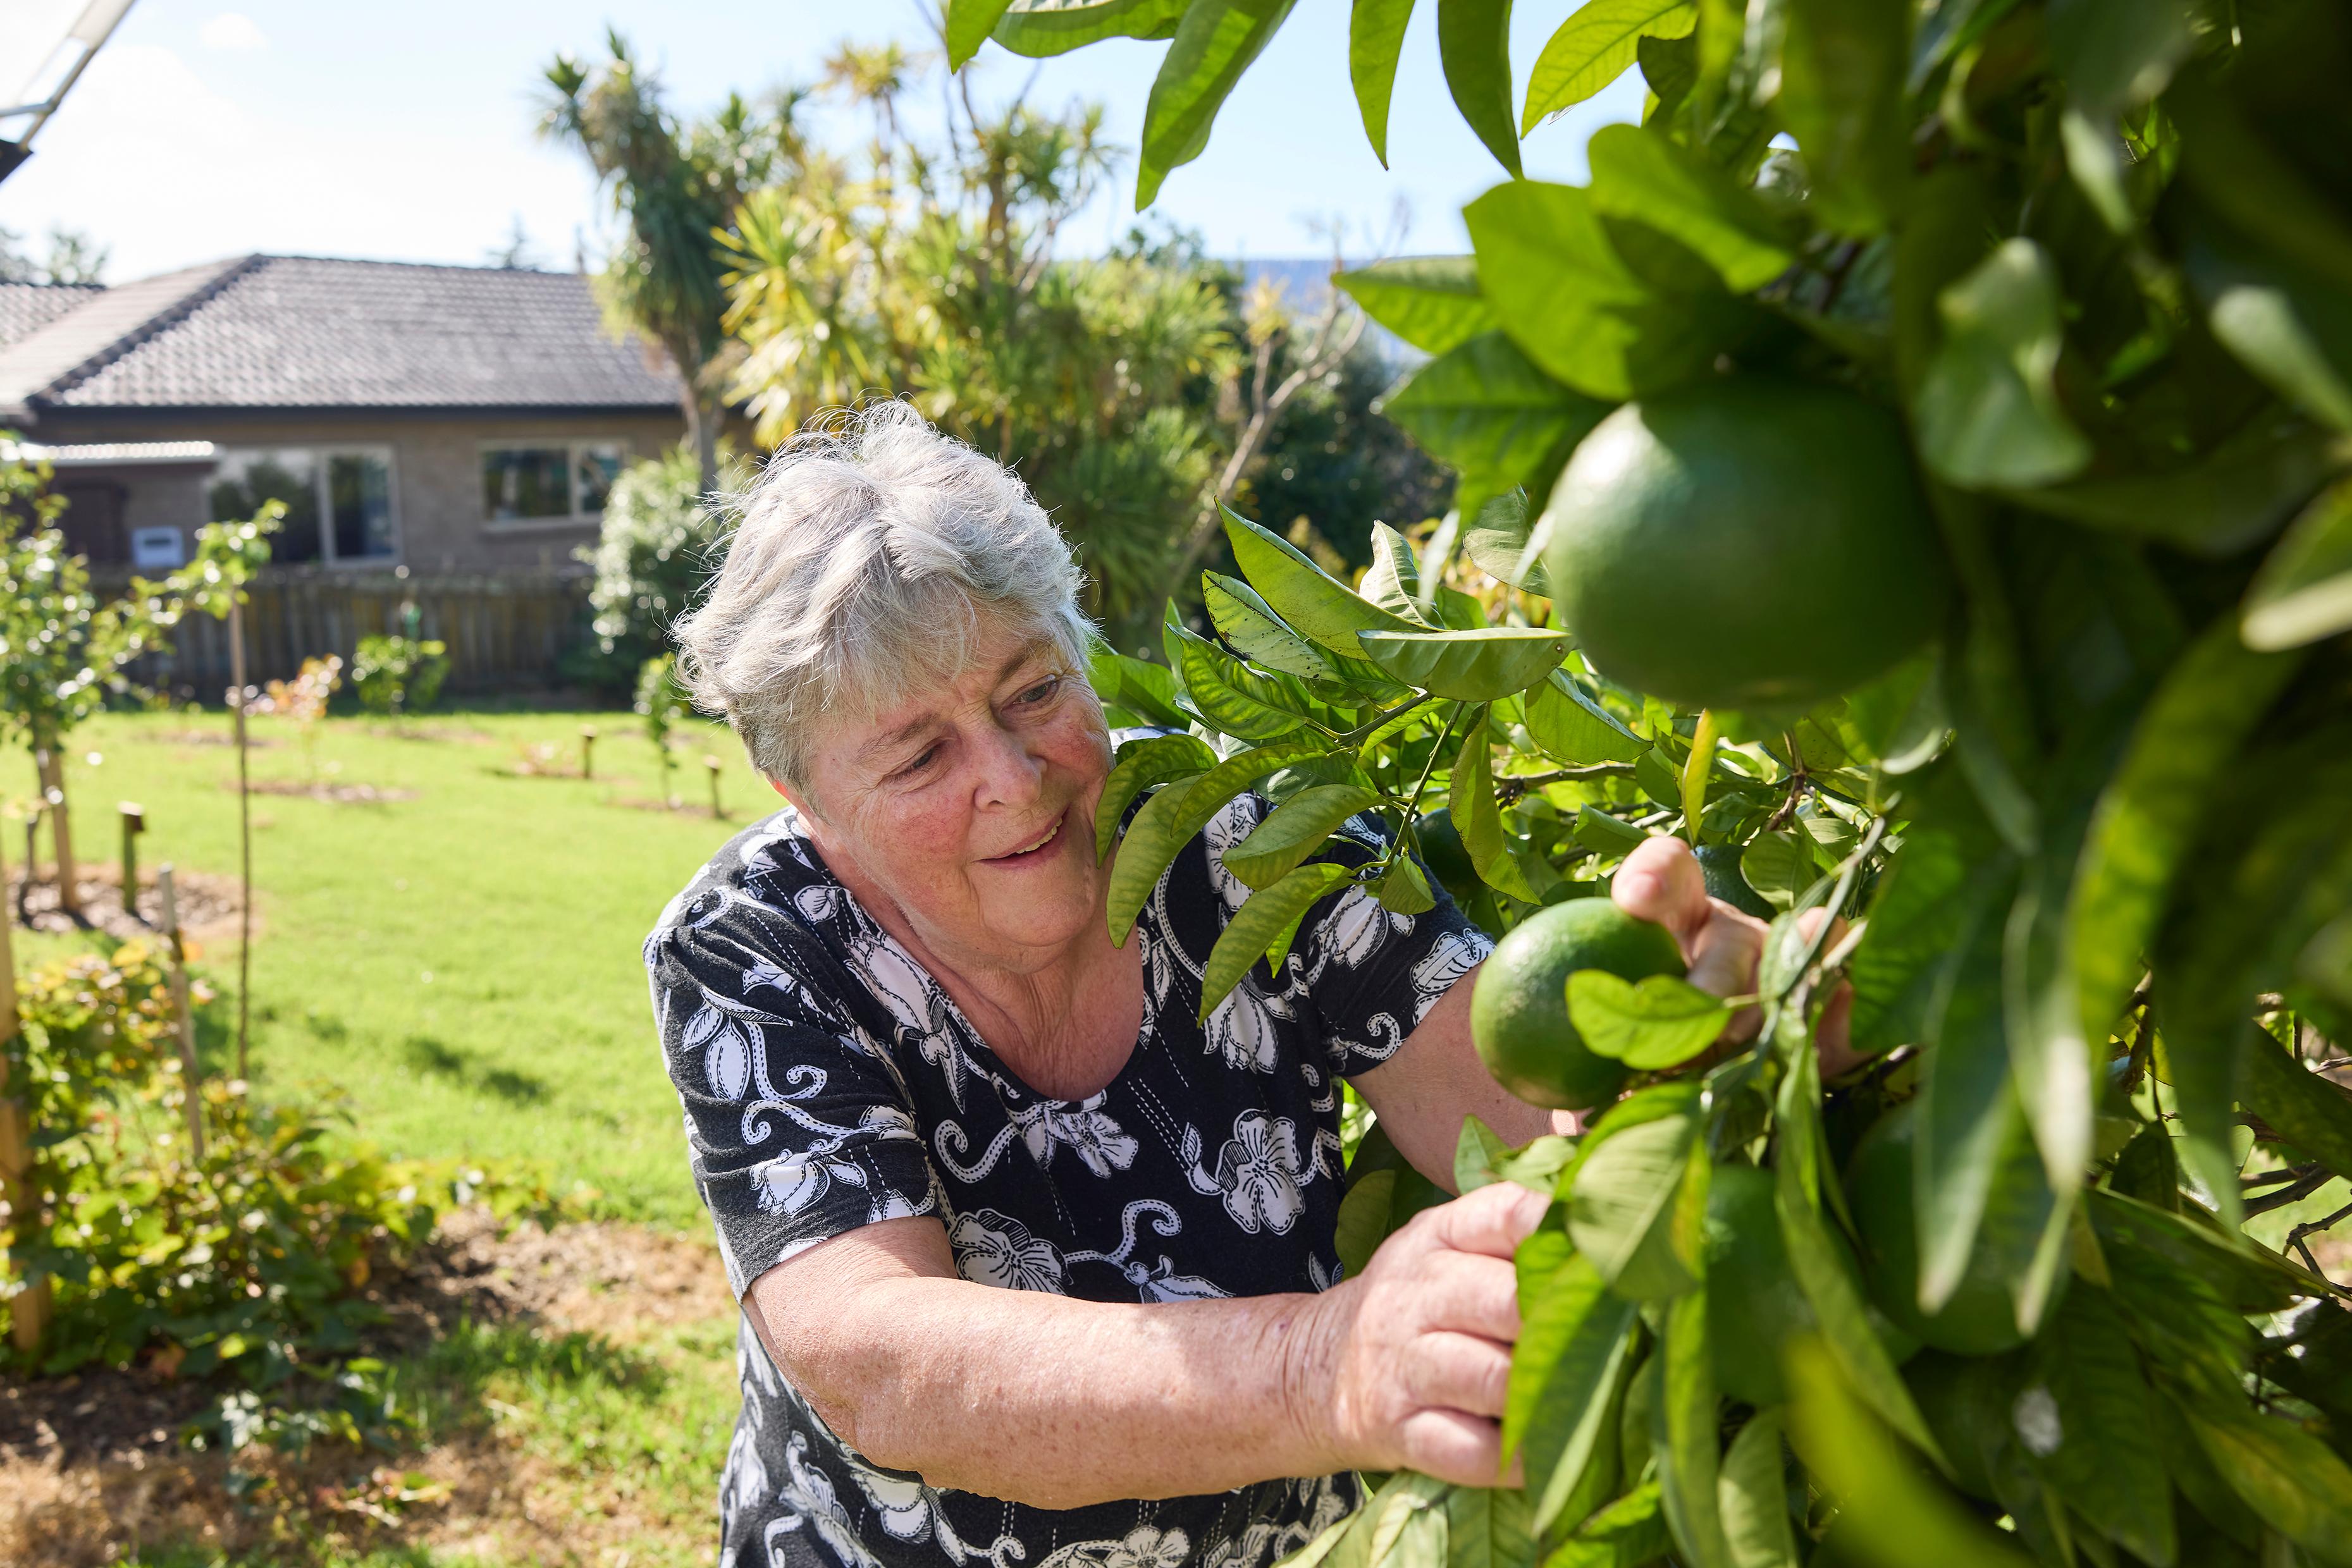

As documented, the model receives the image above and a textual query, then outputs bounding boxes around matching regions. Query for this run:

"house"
[0,255,689,688]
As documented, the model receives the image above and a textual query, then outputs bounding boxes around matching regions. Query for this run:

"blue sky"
[1,1,1642,282]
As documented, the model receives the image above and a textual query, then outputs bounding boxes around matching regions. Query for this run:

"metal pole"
[231,598,251,1081]
[157,866,204,1162]
[0,811,49,1351]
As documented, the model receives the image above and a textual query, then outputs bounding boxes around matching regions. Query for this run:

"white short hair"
[672,401,1095,789]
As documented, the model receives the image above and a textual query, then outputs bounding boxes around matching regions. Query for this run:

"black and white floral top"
[644,785,1493,1568]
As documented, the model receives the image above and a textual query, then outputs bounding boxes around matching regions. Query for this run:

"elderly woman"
[647,403,1796,1568]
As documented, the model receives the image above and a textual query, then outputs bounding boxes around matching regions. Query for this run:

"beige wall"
[35,408,686,575]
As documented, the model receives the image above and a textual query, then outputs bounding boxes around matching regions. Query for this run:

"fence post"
[119,801,145,919]
[0,812,48,1352]
[157,866,205,1163]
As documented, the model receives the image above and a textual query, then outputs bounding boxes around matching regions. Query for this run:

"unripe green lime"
[1845,1103,2055,1356]
[1695,843,1773,919]
[1543,377,1949,709]
[1470,900,1683,1110]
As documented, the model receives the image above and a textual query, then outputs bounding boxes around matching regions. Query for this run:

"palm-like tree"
[539,33,802,489]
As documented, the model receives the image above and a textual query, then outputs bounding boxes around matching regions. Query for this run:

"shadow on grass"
[398,1036,550,1106]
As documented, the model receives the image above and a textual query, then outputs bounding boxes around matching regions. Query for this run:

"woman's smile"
[984,809,1071,867]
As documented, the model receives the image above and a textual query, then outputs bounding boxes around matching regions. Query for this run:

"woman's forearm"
[758,1264,1341,1508]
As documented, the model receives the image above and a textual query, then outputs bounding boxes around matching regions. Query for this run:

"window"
[481,440,627,524]
[209,446,398,565]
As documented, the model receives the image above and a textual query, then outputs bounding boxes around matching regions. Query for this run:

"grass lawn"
[11,705,763,1226]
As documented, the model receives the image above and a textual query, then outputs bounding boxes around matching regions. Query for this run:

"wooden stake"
[118,800,145,919]
[34,746,78,920]
[0,812,48,1351]
[705,755,723,821]
[580,725,596,781]
[157,865,205,1163]
[231,599,252,1081]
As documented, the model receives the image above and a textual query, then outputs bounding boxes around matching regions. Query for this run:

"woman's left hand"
[1610,835,1864,1079]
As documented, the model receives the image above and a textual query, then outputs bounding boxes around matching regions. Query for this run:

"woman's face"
[785,619,1116,971]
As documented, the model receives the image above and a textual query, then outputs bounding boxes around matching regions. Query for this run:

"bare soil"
[231,779,420,805]
[9,866,252,947]
[0,1215,734,1568]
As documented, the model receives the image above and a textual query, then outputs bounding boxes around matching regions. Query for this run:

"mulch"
[8,867,250,946]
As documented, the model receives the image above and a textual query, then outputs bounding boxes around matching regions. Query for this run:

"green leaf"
[1915,239,2094,489]
[1348,0,1418,166]
[1358,627,1569,701]
[1784,1340,2031,1568]
[1774,1070,1941,1459]
[1585,123,1795,293]
[2180,205,2352,433]
[1718,1412,1799,1568]
[1358,522,1432,623]
[1090,645,1192,731]
[2031,1287,2175,1566]
[1200,862,1355,1020]
[1507,1251,1640,1529]
[1223,783,1383,890]
[2009,413,2341,560]
[1525,669,1644,766]
[946,0,1018,68]
[1573,804,1649,857]
[2184,1404,2352,1565]
[1450,713,1539,901]
[1776,0,1911,237]
[1097,733,1220,862]
[1454,1115,1512,1193]
[1335,255,1498,357]
[1170,617,1321,739]
[1436,0,1522,178]
[1204,572,1339,683]
[1223,504,1421,658]
[1848,829,1973,1055]
[1654,1287,1734,1568]
[1107,776,1204,944]
[1567,971,1733,1069]
[2244,474,2352,651]
[2046,0,2196,231]
[1463,179,1746,400]
[1376,852,1439,914]
[992,0,1193,56]
[1567,1110,1697,1298]
[2238,1027,2352,1181]
[1737,831,1811,913]
[1173,736,1339,848]
[1335,1168,1400,1278]
[1522,0,1696,130]
[1378,332,1611,506]
[1460,489,1553,596]
[1913,876,2028,1312]
[1444,1484,1531,1568]
[1136,0,1298,208]
[2069,620,2305,1075]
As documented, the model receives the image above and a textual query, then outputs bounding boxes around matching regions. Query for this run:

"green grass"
[13,706,763,1225]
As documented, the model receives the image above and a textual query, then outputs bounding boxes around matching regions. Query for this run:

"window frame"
[210,442,403,567]
[477,437,630,532]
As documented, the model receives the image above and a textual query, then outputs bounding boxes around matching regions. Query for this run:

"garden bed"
[0,1211,736,1567]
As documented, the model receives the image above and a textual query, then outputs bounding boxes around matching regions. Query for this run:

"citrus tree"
[960,1,2352,1564]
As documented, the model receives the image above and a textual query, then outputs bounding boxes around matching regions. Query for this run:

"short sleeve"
[646,916,941,1298]
[1291,818,1494,1081]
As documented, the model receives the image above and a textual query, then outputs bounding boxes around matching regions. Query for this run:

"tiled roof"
[0,255,683,419]
[0,281,105,352]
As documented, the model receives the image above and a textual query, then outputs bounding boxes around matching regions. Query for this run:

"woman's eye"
[1016,675,1061,706]
[896,744,940,778]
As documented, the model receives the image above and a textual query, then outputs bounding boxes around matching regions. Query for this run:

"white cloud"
[198,13,266,52]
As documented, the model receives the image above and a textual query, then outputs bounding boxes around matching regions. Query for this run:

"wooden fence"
[106,569,595,695]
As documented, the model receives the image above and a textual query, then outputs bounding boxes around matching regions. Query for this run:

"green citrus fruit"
[1702,1164,1812,1407]
[1470,900,1684,1110]
[1695,843,1773,920]
[1412,809,1479,902]
[1543,377,1949,709]
[1845,1103,2052,1356]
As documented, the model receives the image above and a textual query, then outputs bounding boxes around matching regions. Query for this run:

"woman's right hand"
[1289,1180,1549,1486]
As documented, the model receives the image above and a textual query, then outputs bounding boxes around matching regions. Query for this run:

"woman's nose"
[971,723,1045,808]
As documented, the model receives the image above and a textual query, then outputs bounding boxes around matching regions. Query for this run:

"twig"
[2244,1165,2335,1218]
[2285,1202,2352,1286]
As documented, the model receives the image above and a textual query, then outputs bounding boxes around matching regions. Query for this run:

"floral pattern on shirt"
[650,777,1491,1568]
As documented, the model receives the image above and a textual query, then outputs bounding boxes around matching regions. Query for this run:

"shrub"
[1,945,572,1450]
[572,446,727,701]
[350,635,448,718]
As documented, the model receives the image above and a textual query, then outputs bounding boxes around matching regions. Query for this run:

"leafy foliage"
[350,635,448,719]
[982,1,2352,1560]
[572,444,729,699]
[0,945,572,1450]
